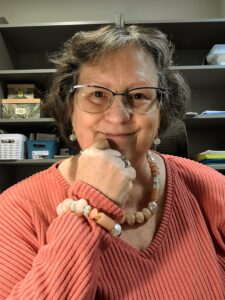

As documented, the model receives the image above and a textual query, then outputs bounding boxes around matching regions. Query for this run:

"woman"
[0,25,224,299]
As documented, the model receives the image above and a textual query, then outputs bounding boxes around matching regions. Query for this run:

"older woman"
[0,25,224,299]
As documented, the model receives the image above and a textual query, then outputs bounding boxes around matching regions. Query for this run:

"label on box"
[1,99,41,119]
[15,107,27,116]
[32,150,49,159]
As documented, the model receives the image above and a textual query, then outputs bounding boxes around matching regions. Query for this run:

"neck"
[123,153,154,212]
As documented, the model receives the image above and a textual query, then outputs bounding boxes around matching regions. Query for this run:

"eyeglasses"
[72,84,165,114]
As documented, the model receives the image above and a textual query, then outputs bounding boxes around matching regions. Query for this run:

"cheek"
[71,104,101,149]
[140,113,160,144]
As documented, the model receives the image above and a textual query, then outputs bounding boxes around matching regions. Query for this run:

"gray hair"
[45,25,190,146]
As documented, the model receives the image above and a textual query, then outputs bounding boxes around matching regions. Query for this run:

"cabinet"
[0,18,225,191]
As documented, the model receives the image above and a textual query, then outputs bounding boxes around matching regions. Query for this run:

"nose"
[104,95,131,123]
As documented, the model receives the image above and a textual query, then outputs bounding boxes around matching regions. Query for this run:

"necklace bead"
[141,208,152,221]
[135,211,145,224]
[125,213,136,226]
[123,151,160,226]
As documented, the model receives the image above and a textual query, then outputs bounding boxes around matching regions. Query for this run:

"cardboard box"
[7,84,38,99]
[1,98,41,119]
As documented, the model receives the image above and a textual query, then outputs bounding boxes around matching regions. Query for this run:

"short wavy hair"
[45,25,190,146]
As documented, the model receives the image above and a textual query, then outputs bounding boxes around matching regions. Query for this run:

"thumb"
[89,138,111,150]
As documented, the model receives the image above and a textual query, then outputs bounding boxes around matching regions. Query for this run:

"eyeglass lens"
[75,86,160,114]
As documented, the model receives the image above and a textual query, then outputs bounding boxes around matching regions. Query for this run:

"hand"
[76,139,136,207]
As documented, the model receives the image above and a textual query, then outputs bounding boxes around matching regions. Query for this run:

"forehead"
[78,46,158,85]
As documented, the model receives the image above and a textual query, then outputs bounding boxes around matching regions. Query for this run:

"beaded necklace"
[123,151,160,226]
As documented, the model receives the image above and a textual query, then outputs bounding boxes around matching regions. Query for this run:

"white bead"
[110,223,122,237]
[149,201,158,213]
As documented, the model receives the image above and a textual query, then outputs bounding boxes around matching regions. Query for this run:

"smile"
[102,132,135,137]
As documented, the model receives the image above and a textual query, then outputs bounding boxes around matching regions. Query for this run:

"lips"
[102,131,135,136]
[105,133,133,136]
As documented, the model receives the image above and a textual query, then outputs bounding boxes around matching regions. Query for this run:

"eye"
[128,92,148,100]
[92,91,105,98]
[87,88,111,104]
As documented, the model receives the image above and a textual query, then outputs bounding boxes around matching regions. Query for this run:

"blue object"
[26,140,57,159]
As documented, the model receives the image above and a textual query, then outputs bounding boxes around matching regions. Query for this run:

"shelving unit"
[0,18,225,191]
[0,117,55,132]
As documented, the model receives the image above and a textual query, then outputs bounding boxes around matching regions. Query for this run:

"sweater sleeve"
[68,180,124,222]
[0,181,113,299]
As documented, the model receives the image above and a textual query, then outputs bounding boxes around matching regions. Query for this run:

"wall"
[220,0,225,15]
[0,0,223,24]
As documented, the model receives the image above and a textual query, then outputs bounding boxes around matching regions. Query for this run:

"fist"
[76,139,136,207]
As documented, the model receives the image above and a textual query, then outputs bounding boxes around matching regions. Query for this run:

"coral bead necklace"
[123,151,160,226]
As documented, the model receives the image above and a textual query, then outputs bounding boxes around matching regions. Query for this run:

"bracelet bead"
[83,205,92,217]
[63,198,74,213]
[69,201,77,212]
[89,208,99,220]
[56,202,63,216]
[56,198,122,237]
[96,212,116,231]
[76,199,88,216]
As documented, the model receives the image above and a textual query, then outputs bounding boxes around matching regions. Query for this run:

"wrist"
[68,180,124,223]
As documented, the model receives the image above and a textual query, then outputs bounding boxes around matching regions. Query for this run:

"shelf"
[0,21,114,53]
[0,117,55,124]
[0,118,56,132]
[0,158,60,165]
[126,19,225,49]
[185,115,225,129]
[0,69,56,89]
[206,164,225,171]
[0,158,60,166]
[172,65,225,88]
[1,112,225,132]
[0,66,224,90]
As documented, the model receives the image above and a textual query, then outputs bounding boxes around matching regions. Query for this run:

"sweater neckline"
[51,155,174,259]
[111,154,174,259]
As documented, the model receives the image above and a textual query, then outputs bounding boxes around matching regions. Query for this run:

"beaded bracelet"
[56,198,122,237]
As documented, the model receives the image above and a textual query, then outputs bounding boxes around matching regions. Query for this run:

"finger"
[124,167,136,181]
[89,138,110,150]
[104,149,122,157]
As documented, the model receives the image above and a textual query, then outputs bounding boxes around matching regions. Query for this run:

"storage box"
[0,134,27,159]
[7,84,37,99]
[1,98,41,119]
[27,140,57,159]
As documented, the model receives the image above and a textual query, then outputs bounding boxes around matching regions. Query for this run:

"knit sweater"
[0,155,224,299]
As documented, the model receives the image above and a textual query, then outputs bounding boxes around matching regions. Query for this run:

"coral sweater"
[0,155,224,299]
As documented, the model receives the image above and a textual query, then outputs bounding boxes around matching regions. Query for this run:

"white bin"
[0,134,27,159]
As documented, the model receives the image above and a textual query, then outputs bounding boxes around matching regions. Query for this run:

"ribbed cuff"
[68,181,124,223]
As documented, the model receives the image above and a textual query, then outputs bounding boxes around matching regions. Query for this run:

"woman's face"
[71,46,161,164]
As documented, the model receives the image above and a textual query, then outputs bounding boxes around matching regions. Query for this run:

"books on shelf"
[196,150,225,169]
[201,110,225,116]
[185,111,225,119]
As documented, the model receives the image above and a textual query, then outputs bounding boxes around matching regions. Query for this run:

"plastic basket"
[0,134,27,159]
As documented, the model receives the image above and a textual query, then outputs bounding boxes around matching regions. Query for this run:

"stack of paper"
[196,150,225,168]
[201,110,225,116]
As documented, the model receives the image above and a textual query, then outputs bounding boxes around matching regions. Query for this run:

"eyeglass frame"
[71,84,166,114]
